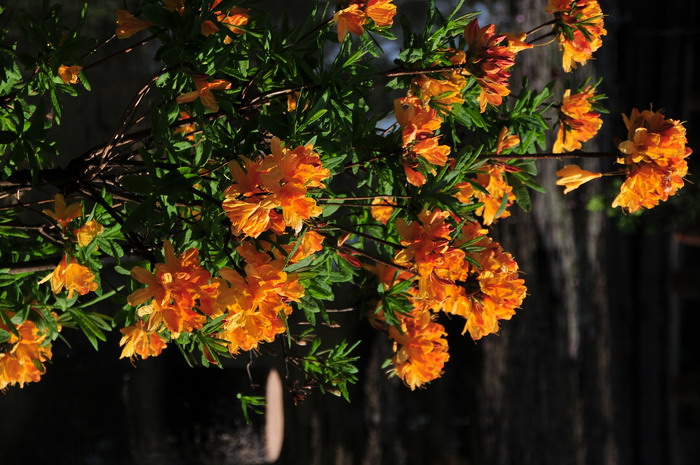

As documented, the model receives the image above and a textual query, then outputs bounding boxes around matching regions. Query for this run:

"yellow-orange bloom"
[370,197,396,224]
[176,75,232,112]
[215,241,304,354]
[0,314,54,389]
[39,255,98,298]
[115,10,153,39]
[453,164,515,225]
[553,87,602,153]
[285,230,325,263]
[366,0,396,27]
[73,220,104,247]
[127,241,215,336]
[333,4,367,42]
[43,193,82,229]
[495,126,520,155]
[58,65,82,85]
[389,308,449,390]
[394,96,443,146]
[222,138,329,237]
[119,321,167,360]
[547,0,606,72]
[555,164,602,194]
[612,109,692,213]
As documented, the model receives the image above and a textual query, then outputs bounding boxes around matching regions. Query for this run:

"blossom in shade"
[547,0,606,72]
[201,1,250,42]
[553,86,603,153]
[73,220,104,247]
[58,65,82,85]
[555,164,602,194]
[43,194,82,229]
[612,109,691,212]
[176,75,232,112]
[119,321,167,360]
[162,0,186,14]
[115,10,153,39]
[0,314,54,389]
[39,255,98,298]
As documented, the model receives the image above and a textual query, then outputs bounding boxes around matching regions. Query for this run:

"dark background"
[1,1,699,464]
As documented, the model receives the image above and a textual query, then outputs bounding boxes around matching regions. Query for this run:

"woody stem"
[527,31,556,44]
[525,20,556,36]
[383,64,466,78]
[338,243,414,274]
[83,32,162,71]
[317,195,410,200]
[326,224,405,249]
[488,152,619,160]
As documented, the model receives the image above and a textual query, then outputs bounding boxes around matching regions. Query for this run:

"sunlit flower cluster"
[553,86,602,153]
[333,0,397,42]
[547,0,606,72]
[409,49,468,110]
[222,137,330,237]
[464,19,531,112]
[201,0,250,42]
[613,109,692,212]
[0,313,55,389]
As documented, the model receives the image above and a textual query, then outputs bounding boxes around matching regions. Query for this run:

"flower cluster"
[0,313,55,389]
[333,0,397,42]
[453,162,516,225]
[177,75,232,112]
[394,96,451,186]
[553,86,603,153]
[613,109,692,212]
[201,0,250,42]
[123,239,308,360]
[547,0,606,72]
[222,137,330,237]
[464,19,531,112]
[371,212,525,389]
[409,49,468,111]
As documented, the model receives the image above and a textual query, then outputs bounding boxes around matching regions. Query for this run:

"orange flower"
[0,314,54,389]
[222,138,329,237]
[39,255,98,298]
[333,4,367,42]
[43,193,82,229]
[403,163,427,187]
[215,241,304,354]
[127,241,214,336]
[115,10,153,39]
[371,197,396,224]
[495,126,520,155]
[411,137,451,166]
[388,308,449,390]
[285,230,325,263]
[163,0,186,14]
[73,220,104,247]
[58,65,82,85]
[394,96,443,146]
[174,111,197,141]
[553,86,603,153]
[547,0,606,72]
[202,2,250,42]
[612,109,692,213]
[366,0,396,27]
[555,164,602,194]
[453,164,515,225]
[464,20,529,112]
[176,75,232,112]
[119,321,167,360]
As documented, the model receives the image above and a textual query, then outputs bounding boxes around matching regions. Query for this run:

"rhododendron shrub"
[0,0,691,406]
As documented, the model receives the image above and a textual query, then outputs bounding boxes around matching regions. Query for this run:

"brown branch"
[327,223,404,249]
[83,32,161,71]
[383,64,467,78]
[488,151,619,160]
